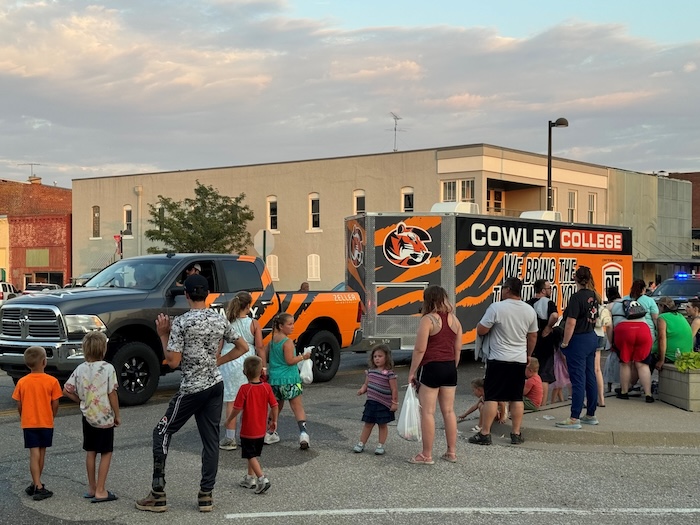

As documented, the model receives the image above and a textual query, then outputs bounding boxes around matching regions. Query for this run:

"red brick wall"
[8,215,72,288]
[0,179,71,215]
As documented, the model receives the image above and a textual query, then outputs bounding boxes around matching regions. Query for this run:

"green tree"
[145,181,254,254]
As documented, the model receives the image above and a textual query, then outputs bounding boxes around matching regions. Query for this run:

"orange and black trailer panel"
[346,212,632,351]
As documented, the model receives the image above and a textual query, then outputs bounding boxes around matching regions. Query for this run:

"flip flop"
[91,491,118,503]
[408,453,434,465]
[83,492,95,499]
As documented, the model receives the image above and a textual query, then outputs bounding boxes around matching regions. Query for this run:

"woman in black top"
[556,266,601,429]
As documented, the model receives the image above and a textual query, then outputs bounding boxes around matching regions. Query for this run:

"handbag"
[397,384,422,441]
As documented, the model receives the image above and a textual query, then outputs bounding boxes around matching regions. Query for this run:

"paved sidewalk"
[491,392,700,447]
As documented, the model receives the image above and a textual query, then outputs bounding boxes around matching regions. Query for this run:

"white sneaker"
[254,477,271,494]
[299,431,310,450]
[263,431,280,445]
[239,474,256,489]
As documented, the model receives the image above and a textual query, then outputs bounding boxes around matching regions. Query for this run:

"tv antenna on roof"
[388,112,406,152]
[18,163,42,178]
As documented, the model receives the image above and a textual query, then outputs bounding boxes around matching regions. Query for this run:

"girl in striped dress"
[353,345,398,455]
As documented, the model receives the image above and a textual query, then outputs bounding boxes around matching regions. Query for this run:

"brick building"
[0,176,72,288]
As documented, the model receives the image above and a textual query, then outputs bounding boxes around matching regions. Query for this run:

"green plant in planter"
[674,352,700,372]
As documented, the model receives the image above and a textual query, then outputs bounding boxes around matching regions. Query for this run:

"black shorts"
[484,360,527,402]
[23,428,53,449]
[417,361,457,388]
[240,437,264,459]
[82,416,114,453]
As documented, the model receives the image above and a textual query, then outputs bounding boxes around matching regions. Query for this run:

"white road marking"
[226,507,700,519]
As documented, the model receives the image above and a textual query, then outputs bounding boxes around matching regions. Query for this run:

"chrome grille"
[0,306,63,340]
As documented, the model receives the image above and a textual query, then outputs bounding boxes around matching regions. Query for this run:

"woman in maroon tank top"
[407,286,463,464]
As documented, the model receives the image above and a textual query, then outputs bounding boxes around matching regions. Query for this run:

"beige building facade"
[71,144,691,290]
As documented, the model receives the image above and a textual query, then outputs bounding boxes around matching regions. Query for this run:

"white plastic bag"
[298,346,314,384]
[397,384,421,441]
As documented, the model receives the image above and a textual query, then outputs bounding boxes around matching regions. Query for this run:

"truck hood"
[5,287,150,313]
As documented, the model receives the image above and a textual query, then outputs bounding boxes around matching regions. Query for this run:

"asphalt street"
[1,351,700,525]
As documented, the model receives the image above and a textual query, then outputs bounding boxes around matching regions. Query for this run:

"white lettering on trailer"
[471,224,555,250]
[561,229,622,251]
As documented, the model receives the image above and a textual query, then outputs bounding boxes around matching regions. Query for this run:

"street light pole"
[547,117,569,211]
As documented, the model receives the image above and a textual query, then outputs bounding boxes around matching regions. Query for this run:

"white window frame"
[307,192,322,232]
[123,204,133,237]
[353,189,366,215]
[487,189,504,214]
[442,179,475,203]
[267,195,279,233]
[307,254,320,281]
[568,190,577,223]
[588,193,596,224]
[401,186,414,212]
[460,179,475,202]
[442,181,457,202]
[266,254,279,281]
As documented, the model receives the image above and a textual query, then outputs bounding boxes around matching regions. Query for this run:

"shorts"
[484,360,527,402]
[417,361,457,388]
[536,352,556,384]
[82,416,115,453]
[613,322,652,363]
[240,436,265,459]
[271,383,303,401]
[23,428,54,449]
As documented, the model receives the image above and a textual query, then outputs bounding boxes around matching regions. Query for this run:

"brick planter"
[658,364,700,412]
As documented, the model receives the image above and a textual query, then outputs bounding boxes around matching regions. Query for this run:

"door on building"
[487,189,505,215]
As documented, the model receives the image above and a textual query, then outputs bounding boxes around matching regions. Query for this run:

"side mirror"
[166,286,186,298]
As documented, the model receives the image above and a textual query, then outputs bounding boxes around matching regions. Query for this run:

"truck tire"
[309,330,340,383]
[111,342,161,406]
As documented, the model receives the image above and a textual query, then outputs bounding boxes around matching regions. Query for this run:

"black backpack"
[620,299,647,320]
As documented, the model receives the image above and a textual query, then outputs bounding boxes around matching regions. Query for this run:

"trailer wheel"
[309,330,340,383]
[111,342,160,406]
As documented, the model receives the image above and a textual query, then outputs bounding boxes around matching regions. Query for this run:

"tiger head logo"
[349,224,365,268]
[383,222,432,267]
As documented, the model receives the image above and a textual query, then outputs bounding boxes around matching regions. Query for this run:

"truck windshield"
[86,259,179,290]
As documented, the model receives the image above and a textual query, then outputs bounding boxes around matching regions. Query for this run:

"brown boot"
[198,490,213,512]
[135,490,167,512]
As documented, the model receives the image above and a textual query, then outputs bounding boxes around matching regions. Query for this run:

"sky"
[1,0,699,189]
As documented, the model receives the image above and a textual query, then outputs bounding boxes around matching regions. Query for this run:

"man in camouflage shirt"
[136,274,249,513]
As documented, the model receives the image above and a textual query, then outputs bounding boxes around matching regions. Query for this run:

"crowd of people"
[12,268,698,511]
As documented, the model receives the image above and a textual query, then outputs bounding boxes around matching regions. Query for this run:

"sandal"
[440,452,457,463]
[407,453,434,465]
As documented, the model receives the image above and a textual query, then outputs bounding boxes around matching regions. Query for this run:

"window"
[220,260,263,292]
[442,179,475,203]
[123,205,133,236]
[487,189,503,213]
[442,181,457,202]
[266,254,279,281]
[353,189,365,214]
[551,187,559,211]
[309,193,320,230]
[401,187,414,212]
[267,196,278,231]
[460,180,475,202]
[307,254,320,281]
[568,191,577,223]
[588,193,596,224]
[91,206,100,238]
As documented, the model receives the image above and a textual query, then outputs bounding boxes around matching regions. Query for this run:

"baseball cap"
[184,274,209,295]
[188,263,202,272]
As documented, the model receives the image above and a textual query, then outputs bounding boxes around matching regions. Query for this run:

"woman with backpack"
[610,279,656,402]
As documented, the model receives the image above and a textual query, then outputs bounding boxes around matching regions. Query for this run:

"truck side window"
[221,260,263,293]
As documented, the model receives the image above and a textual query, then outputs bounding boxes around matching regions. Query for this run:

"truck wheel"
[112,342,160,406]
[309,330,340,383]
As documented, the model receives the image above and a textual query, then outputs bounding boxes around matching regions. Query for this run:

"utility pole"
[18,163,42,178]
[389,112,404,152]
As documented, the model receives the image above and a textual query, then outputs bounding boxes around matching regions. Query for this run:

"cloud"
[0,2,699,189]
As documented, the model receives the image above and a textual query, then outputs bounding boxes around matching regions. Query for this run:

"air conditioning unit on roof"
[430,202,480,214]
[519,210,562,222]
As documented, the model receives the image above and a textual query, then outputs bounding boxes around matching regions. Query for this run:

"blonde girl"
[219,291,262,451]
[265,313,312,449]
[353,345,398,455]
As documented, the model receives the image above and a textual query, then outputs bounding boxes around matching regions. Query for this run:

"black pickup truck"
[0,253,362,405]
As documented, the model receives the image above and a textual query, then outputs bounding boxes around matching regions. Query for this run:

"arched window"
[353,189,366,214]
[123,204,133,236]
[401,187,414,212]
[267,195,278,231]
[307,254,320,281]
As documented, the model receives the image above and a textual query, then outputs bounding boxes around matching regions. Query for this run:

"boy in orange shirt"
[12,346,63,500]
